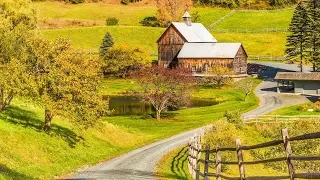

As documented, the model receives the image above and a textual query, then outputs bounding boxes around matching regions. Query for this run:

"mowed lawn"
[0,79,260,179]
[41,26,288,56]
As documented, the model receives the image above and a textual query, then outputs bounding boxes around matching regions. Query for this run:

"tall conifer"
[304,0,320,71]
[99,32,114,57]
[286,2,310,72]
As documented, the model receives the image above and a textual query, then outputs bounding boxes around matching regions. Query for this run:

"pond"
[106,96,219,116]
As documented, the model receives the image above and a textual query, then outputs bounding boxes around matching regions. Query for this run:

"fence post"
[192,136,196,179]
[216,142,221,180]
[281,129,295,180]
[196,141,202,180]
[204,144,210,180]
[236,139,246,180]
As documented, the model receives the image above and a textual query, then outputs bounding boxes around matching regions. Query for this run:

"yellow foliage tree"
[156,0,193,26]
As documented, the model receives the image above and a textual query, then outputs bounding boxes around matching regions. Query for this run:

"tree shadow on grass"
[0,163,33,180]
[0,106,84,148]
[169,146,190,180]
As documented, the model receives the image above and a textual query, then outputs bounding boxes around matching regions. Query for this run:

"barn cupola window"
[182,11,192,26]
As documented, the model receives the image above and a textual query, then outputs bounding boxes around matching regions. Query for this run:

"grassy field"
[41,26,288,56]
[34,2,230,27]
[0,78,260,179]
[213,9,293,31]
[268,103,320,116]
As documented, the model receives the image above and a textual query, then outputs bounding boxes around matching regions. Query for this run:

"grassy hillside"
[213,9,293,31]
[41,27,287,56]
[41,26,163,55]
[34,2,231,27]
[0,79,260,179]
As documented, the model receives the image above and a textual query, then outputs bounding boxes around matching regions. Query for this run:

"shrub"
[106,17,119,26]
[224,110,243,128]
[67,0,85,4]
[203,120,239,171]
[140,16,160,27]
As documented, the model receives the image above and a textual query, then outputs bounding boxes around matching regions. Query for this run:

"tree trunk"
[44,109,53,132]
[0,89,14,112]
[156,110,161,120]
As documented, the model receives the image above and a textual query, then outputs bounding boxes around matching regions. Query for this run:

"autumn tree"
[0,0,37,111]
[132,66,195,120]
[25,37,107,131]
[286,2,310,72]
[101,45,149,77]
[156,0,193,26]
[236,78,255,101]
[206,66,235,88]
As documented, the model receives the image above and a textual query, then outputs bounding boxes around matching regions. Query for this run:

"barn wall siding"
[158,25,186,67]
[233,45,248,74]
[178,58,234,73]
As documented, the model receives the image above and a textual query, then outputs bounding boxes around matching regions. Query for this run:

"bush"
[140,16,160,27]
[203,121,239,171]
[224,110,243,128]
[106,17,119,26]
[67,0,85,4]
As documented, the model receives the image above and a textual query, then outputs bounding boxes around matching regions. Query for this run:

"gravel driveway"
[68,127,204,180]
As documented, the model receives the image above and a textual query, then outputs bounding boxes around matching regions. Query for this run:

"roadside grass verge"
[41,26,288,56]
[156,145,190,180]
[0,78,260,179]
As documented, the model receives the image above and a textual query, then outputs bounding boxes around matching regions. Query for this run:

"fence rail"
[188,129,320,180]
[244,115,320,124]
[211,28,288,33]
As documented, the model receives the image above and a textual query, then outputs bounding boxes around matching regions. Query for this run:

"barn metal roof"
[177,43,243,59]
[275,72,320,81]
[171,22,217,43]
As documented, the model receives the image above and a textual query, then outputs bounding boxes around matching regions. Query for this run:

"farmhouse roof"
[275,72,320,81]
[171,22,217,42]
[157,22,217,43]
[177,43,243,59]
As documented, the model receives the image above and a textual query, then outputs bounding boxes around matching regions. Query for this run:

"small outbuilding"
[274,72,320,95]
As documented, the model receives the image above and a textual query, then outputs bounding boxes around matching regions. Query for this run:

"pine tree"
[99,32,114,57]
[286,2,310,72]
[304,0,320,71]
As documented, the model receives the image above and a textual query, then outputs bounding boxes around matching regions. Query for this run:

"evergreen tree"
[304,0,320,71]
[286,2,310,72]
[99,32,114,57]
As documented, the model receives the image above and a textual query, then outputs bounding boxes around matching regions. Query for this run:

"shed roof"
[177,43,243,59]
[275,72,320,81]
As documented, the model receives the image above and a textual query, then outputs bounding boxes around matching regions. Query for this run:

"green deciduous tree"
[99,32,114,57]
[101,45,149,77]
[286,2,310,72]
[0,0,37,111]
[25,38,107,131]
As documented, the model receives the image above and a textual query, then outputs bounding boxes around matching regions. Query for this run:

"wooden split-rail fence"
[244,115,320,124]
[188,129,320,180]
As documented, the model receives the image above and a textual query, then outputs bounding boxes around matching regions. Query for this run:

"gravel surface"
[242,80,309,119]
[68,127,204,180]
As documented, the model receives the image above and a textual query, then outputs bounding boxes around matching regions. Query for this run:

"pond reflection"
[106,96,218,116]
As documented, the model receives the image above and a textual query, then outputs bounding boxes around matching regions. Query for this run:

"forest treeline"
[32,0,297,9]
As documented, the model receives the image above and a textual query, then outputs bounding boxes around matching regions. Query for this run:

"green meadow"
[0,79,260,179]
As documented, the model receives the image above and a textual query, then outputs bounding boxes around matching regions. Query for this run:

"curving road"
[69,62,313,180]
[68,127,204,180]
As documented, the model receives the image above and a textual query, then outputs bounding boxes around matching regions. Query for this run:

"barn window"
[192,66,196,72]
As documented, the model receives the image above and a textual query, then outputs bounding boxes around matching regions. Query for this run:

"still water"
[107,96,218,116]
